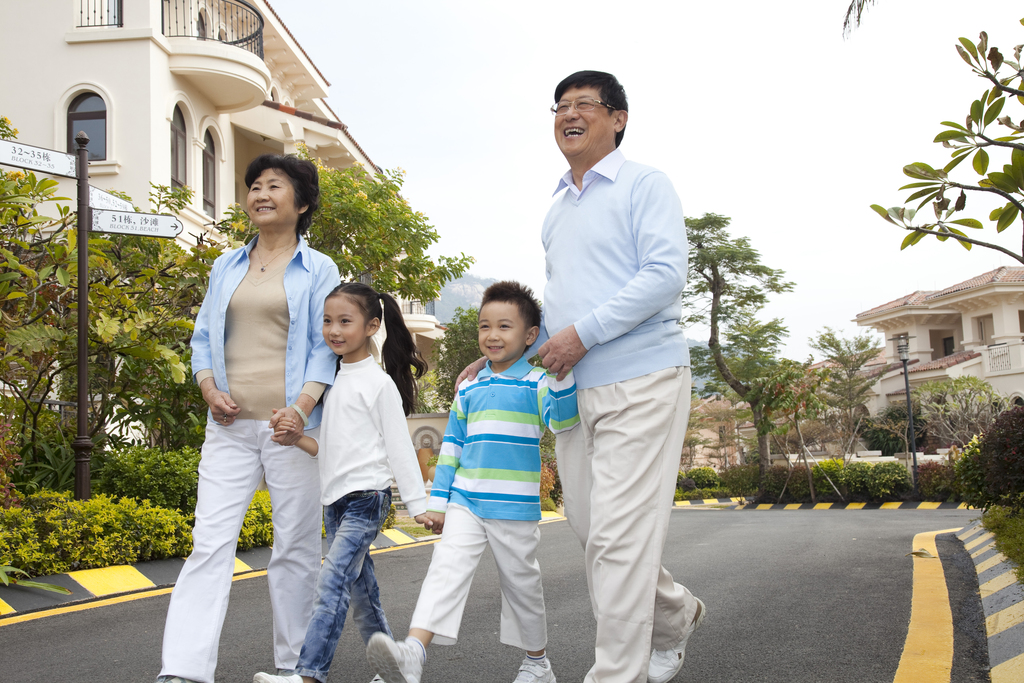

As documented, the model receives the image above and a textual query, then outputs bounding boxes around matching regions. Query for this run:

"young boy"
[366,281,579,683]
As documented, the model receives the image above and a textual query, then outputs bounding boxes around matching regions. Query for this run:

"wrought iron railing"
[162,0,263,59]
[78,0,123,27]
[988,343,1012,372]
[402,300,436,316]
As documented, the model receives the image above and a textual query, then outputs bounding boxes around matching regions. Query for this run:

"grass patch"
[393,517,435,538]
[983,506,1024,584]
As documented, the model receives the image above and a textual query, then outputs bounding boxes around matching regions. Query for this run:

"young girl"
[254,282,432,683]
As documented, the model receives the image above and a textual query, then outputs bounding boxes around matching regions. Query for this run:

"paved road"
[1,508,988,683]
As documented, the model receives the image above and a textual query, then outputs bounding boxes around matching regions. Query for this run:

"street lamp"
[892,335,919,493]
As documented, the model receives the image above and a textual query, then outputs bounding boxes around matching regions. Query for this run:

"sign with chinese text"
[0,139,77,178]
[89,187,134,212]
[91,209,183,239]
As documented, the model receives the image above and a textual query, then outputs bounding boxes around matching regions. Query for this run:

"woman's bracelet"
[290,403,310,428]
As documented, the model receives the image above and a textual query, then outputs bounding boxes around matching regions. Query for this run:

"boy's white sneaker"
[648,597,706,683]
[513,658,556,683]
[252,674,301,683]
[366,632,423,683]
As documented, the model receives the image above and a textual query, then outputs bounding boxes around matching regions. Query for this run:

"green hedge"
[1,489,277,577]
[685,467,721,489]
[98,445,201,514]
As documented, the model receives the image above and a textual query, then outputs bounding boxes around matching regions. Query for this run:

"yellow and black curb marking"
[957,522,1024,682]
[0,511,566,623]
[734,501,970,511]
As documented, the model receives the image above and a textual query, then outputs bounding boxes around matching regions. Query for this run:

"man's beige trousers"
[556,366,698,683]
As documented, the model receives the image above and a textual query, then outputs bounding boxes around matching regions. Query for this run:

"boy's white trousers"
[556,366,699,683]
[158,420,322,683]
[410,503,547,651]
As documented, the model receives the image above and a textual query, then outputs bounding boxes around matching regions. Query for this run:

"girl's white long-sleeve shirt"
[307,356,427,516]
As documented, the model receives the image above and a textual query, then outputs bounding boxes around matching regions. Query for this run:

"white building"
[854,266,1024,411]
[0,0,445,363]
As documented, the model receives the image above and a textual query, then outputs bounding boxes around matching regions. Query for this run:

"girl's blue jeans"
[295,488,393,683]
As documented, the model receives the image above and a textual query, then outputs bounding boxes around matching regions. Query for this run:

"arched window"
[202,130,216,216]
[67,93,106,161]
[197,12,207,39]
[171,105,187,188]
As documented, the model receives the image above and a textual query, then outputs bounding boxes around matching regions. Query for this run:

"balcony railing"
[402,300,436,316]
[78,0,123,27]
[988,343,1012,372]
[162,0,263,59]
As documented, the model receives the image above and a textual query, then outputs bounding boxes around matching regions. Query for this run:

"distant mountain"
[434,274,496,324]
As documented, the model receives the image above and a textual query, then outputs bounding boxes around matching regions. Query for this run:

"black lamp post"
[894,335,919,493]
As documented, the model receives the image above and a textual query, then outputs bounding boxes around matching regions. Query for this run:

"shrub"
[954,436,995,509]
[98,445,201,514]
[541,453,562,506]
[761,465,810,502]
[0,421,22,508]
[916,461,955,501]
[982,506,1024,585]
[541,497,557,512]
[867,461,911,500]
[237,490,273,551]
[845,462,873,496]
[685,467,721,490]
[812,459,846,498]
[718,464,758,496]
[382,502,397,530]
[678,487,732,501]
[540,465,556,503]
[980,407,1024,512]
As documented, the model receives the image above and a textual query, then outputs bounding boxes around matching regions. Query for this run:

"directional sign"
[91,209,183,239]
[89,187,134,212]
[0,139,77,178]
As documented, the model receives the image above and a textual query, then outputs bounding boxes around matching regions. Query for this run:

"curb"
[734,501,971,510]
[956,522,1024,682]
[0,511,567,621]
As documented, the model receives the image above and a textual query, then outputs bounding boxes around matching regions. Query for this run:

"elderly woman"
[157,154,340,683]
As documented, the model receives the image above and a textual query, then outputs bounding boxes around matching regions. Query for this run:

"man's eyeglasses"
[550,97,617,116]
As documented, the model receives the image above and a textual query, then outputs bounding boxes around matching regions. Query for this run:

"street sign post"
[92,209,183,238]
[0,139,77,178]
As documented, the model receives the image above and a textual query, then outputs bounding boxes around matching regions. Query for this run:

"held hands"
[537,325,586,381]
[270,407,304,446]
[201,378,240,426]
[415,512,446,535]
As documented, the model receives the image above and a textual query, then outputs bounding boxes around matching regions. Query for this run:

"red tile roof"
[907,350,981,373]
[261,101,380,173]
[857,267,1024,318]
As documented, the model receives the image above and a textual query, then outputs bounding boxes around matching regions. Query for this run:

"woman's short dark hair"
[244,154,320,237]
[553,71,628,148]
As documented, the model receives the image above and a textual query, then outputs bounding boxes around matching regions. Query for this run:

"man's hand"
[417,511,446,535]
[455,357,487,389]
[200,377,240,426]
[538,325,587,381]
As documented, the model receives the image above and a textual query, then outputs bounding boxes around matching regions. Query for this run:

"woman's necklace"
[255,239,296,272]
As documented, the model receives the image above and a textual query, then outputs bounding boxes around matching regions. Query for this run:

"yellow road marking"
[975,554,1008,575]
[980,570,1018,599]
[380,529,415,545]
[992,651,1024,683]
[674,501,690,506]
[916,502,941,510]
[0,598,14,615]
[813,503,833,510]
[68,566,155,597]
[987,602,1024,638]
[784,504,802,510]
[233,558,251,574]
[971,542,995,559]
[702,498,719,505]
[756,504,773,510]
[881,502,903,509]
[540,510,564,518]
[965,532,994,552]
[892,528,959,683]
[956,527,979,541]
[846,503,866,509]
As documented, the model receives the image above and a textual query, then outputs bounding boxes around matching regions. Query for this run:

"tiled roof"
[857,267,1024,318]
[864,358,917,379]
[907,350,981,373]
[261,101,381,173]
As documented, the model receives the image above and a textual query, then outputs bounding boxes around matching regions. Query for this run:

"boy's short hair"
[480,281,542,329]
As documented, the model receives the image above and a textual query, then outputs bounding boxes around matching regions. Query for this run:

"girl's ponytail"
[379,291,427,415]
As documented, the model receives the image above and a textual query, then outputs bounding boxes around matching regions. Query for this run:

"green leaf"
[56,266,70,287]
[898,181,941,190]
[987,171,1019,193]
[949,218,984,229]
[906,187,941,203]
[959,37,980,61]
[940,120,970,132]
[903,163,941,180]
[1012,147,1024,178]
[990,205,1006,221]
[5,292,26,300]
[997,205,1019,232]
[956,44,975,66]
[870,205,898,223]
[900,231,920,250]
[0,272,20,283]
[934,130,969,143]
[973,148,990,175]
[971,99,984,126]
[985,97,1006,126]
[944,153,969,174]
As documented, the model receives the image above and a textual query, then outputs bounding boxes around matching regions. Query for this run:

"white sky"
[271,0,1024,360]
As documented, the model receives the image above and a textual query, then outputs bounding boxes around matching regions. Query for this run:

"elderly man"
[538,70,704,683]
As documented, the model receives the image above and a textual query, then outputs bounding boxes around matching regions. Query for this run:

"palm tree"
[843,0,878,36]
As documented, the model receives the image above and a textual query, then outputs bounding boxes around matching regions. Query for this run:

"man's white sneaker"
[513,658,556,683]
[366,632,423,683]
[252,674,302,683]
[648,597,706,683]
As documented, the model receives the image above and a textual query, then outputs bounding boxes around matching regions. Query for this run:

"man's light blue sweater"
[540,150,690,390]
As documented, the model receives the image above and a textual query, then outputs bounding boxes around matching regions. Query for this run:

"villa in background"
[854,266,1024,412]
[0,0,443,418]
